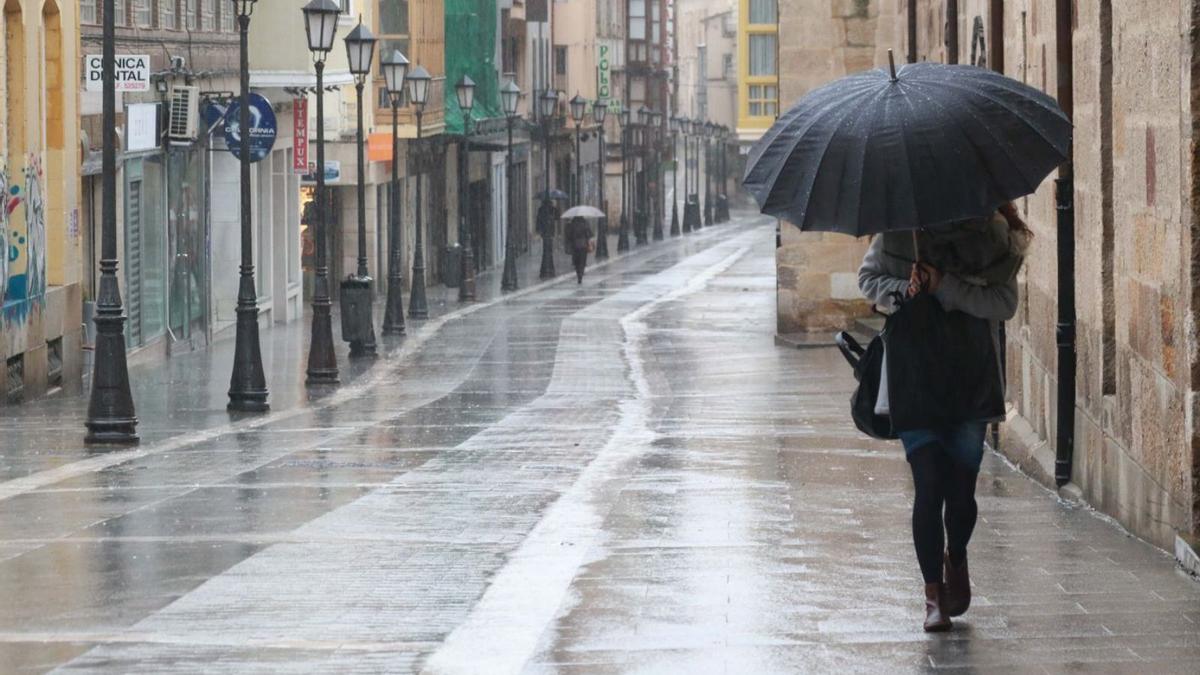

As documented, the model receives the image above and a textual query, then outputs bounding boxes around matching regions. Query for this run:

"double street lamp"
[456,75,477,302]
[407,66,432,319]
[538,89,558,280]
[649,109,664,242]
[301,0,341,385]
[342,19,378,358]
[501,79,522,292]
[703,121,714,227]
[569,94,587,206]
[592,100,609,260]
[381,49,409,336]
[635,105,649,246]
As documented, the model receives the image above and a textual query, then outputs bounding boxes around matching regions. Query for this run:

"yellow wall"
[736,0,777,138]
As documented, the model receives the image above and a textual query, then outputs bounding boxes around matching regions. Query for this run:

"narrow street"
[3,215,1200,673]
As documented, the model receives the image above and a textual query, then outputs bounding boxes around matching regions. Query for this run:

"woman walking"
[858,203,1030,632]
[564,216,594,284]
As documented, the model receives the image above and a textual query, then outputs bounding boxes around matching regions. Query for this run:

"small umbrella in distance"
[537,189,570,202]
[743,53,1072,237]
[560,205,606,220]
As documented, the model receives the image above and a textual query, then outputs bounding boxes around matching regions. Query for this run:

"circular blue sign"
[225,93,277,163]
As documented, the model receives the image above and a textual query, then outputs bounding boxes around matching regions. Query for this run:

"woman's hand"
[908,263,943,296]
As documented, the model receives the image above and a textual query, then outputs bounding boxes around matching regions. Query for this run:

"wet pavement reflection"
[2,216,1200,673]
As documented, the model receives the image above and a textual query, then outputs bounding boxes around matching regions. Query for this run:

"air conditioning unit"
[167,85,200,144]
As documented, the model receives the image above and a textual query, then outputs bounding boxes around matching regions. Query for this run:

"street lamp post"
[704,122,714,226]
[381,50,409,336]
[681,117,692,234]
[86,0,139,443]
[592,100,609,260]
[670,116,681,236]
[456,76,477,302]
[635,106,649,245]
[500,79,521,292]
[227,0,269,411]
[657,109,667,239]
[617,108,631,252]
[407,65,431,319]
[569,94,587,206]
[342,20,378,358]
[719,125,730,222]
[538,89,558,279]
[302,0,341,385]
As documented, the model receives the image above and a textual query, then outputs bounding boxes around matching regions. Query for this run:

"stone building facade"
[770,0,1200,552]
[774,0,895,334]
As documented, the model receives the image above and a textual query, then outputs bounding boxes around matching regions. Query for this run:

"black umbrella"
[743,58,1071,236]
[537,189,570,202]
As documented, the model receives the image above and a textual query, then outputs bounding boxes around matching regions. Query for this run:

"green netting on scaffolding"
[444,0,501,135]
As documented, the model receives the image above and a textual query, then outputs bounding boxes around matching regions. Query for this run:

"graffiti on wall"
[0,154,47,322]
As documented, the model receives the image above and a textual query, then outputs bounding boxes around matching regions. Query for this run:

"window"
[186,0,197,31]
[554,46,567,76]
[748,84,778,117]
[340,0,353,14]
[629,0,646,41]
[201,0,215,31]
[377,0,410,74]
[723,53,734,80]
[159,0,177,29]
[749,0,777,24]
[133,0,151,27]
[114,0,127,26]
[220,1,234,32]
[748,34,776,76]
[81,0,98,24]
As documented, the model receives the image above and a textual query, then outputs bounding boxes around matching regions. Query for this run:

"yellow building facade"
[736,0,778,145]
[1,0,83,402]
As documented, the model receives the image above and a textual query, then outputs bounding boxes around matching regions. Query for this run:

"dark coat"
[564,217,593,254]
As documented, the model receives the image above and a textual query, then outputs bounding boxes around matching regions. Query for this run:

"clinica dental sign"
[85,54,151,92]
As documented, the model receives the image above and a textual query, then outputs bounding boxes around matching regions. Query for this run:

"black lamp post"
[500,78,521,292]
[617,108,631,252]
[381,49,409,336]
[86,0,138,443]
[407,65,431,319]
[569,94,587,205]
[669,115,681,236]
[592,100,609,260]
[681,117,692,234]
[650,110,664,241]
[227,0,269,411]
[302,0,341,385]
[635,105,649,245]
[456,75,477,302]
[342,19,378,358]
[538,89,558,279]
[703,121,714,226]
[718,125,730,222]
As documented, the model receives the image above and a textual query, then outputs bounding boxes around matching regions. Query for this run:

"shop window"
[46,338,63,389]
[5,355,23,404]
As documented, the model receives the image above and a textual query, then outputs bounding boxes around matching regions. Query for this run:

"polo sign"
[85,54,151,92]
[225,94,278,163]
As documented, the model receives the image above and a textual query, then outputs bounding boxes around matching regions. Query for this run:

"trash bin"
[339,275,373,343]
[441,244,462,288]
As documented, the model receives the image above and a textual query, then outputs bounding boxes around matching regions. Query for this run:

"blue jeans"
[899,422,988,472]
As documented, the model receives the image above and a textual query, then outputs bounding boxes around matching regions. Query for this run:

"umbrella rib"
[931,77,1071,155]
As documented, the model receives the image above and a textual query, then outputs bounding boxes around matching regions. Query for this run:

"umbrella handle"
[888,50,898,82]
[911,229,921,264]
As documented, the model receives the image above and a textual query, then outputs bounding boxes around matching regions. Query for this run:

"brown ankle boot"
[943,553,971,617]
[923,583,952,632]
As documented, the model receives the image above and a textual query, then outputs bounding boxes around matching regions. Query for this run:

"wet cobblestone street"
[3,216,1200,673]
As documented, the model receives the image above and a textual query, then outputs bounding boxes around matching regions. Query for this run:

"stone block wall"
[896,0,1200,549]
[775,0,896,334]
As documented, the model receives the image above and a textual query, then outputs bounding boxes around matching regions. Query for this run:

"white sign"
[126,103,159,152]
[85,54,151,92]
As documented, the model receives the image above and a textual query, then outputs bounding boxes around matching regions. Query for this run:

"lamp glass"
[539,90,557,117]
[620,109,630,126]
[381,50,409,96]
[235,0,257,18]
[407,66,431,106]
[637,106,649,125]
[592,101,607,124]
[501,80,521,116]
[344,22,377,76]
[456,76,477,113]
[569,94,587,123]
[302,0,340,53]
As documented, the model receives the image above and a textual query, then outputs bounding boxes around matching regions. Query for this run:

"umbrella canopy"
[560,205,606,220]
[743,61,1071,236]
[537,189,570,201]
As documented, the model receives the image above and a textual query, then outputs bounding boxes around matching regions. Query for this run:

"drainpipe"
[947,1,959,64]
[908,0,918,63]
[1054,0,1076,487]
